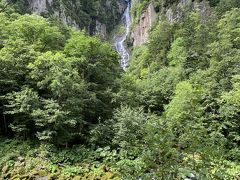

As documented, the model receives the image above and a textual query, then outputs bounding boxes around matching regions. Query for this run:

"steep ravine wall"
[25,0,127,39]
[165,0,211,23]
[130,0,211,47]
[131,3,157,46]
[27,0,52,14]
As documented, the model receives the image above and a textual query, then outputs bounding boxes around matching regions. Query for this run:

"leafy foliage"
[0,13,120,144]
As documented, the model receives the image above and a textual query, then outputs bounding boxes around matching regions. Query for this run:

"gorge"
[114,0,131,69]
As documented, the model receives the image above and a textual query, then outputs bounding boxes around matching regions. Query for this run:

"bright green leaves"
[29,52,85,95]
[112,106,147,148]
[165,81,203,124]
[174,12,216,76]
[4,87,39,115]
[215,0,240,15]
[4,87,39,137]
[0,12,10,45]
[210,8,240,57]
[127,45,150,79]
[117,5,240,179]
[164,81,205,151]
[64,31,120,121]
[219,76,240,152]
[7,14,65,51]
[32,99,75,143]
[4,87,77,143]
[0,12,120,143]
[28,52,88,122]
[167,37,187,67]
[148,21,173,68]
[162,81,226,178]
[64,31,95,58]
[0,40,36,94]
[220,76,240,108]
[138,66,183,113]
[207,9,240,92]
[64,31,120,84]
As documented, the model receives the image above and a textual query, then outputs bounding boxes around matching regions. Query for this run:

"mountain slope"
[1,0,127,38]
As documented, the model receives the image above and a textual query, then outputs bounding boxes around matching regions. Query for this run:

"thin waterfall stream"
[114,1,131,69]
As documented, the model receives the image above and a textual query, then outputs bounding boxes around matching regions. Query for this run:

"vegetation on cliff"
[0,0,124,35]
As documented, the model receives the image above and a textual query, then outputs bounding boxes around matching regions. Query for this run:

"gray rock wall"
[25,0,127,39]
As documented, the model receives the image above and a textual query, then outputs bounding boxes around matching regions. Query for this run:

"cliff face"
[166,0,211,23]
[131,3,157,46]
[130,0,211,47]
[22,0,211,43]
[27,0,50,14]
[25,0,127,38]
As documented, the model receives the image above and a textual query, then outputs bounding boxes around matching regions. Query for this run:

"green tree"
[216,0,240,15]
[112,106,147,148]
[0,12,10,47]
[4,87,40,139]
[165,81,204,148]
[163,81,225,178]
[64,31,120,122]
[167,37,187,67]
[138,66,183,113]
[32,99,76,144]
[219,75,240,158]
[0,40,37,136]
[29,52,91,140]
[8,14,65,51]
[148,21,173,68]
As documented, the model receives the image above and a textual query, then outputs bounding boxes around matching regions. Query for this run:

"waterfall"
[114,1,131,69]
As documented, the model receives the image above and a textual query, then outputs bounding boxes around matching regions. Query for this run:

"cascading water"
[114,1,131,69]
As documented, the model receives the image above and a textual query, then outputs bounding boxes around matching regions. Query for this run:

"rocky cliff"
[130,0,211,47]
[27,0,50,14]
[131,3,157,46]
[165,0,211,23]
[23,0,127,38]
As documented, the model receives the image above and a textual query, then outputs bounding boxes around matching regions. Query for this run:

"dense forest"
[0,0,240,179]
